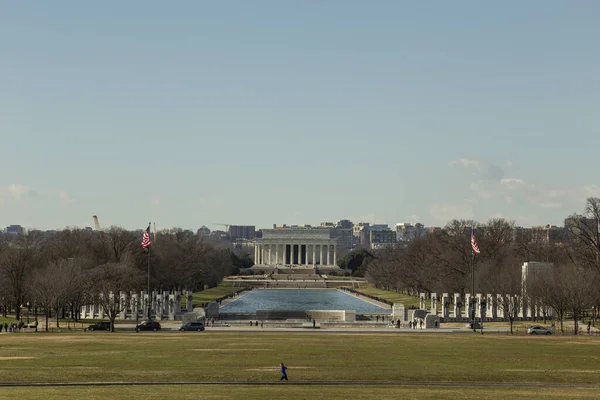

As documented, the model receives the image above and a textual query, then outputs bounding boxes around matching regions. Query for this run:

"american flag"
[141,224,152,249]
[471,230,480,254]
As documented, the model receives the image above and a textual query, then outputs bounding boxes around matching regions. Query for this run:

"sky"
[1,1,599,231]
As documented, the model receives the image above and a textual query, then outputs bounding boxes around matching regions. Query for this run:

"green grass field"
[0,332,599,399]
[3,386,598,400]
[354,285,421,307]
[192,282,237,306]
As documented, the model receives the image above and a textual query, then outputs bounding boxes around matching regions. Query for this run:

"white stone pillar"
[319,245,323,265]
[326,245,330,265]
[312,245,316,265]
[275,244,279,265]
[268,244,272,265]
[304,244,308,265]
[254,245,257,263]
[333,244,337,265]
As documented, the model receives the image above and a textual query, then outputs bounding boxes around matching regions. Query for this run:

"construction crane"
[92,215,101,231]
[213,223,231,232]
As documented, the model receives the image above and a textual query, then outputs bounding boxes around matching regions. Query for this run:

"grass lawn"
[354,285,420,307]
[192,282,239,306]
[1,332,600,385]
[2,386,598,400]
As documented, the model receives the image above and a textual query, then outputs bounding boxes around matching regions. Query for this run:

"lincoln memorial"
[254,227,338,267]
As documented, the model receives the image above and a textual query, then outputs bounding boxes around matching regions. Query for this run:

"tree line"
[362,197,600,334]
[0,227,249,330]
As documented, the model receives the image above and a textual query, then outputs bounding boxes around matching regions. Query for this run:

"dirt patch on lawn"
[0,357,35,360]
[505,369,600,374]
[245,366,316,371]
[190,349,272,352]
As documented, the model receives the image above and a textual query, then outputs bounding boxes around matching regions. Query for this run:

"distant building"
[531,224,568,244]
[370,230,397,249]
[229,225,256,240]
[336,219,353,229]
[353,222,370,238]
[522,261,553,294]
[6,225,25,235]
[209,230,227,241]
[425,226,442,234]
[369,224,390,232]
[197,226,211,236]
[395,223,421,241]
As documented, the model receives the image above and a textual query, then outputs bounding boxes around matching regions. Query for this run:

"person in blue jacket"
[279,362,288,381]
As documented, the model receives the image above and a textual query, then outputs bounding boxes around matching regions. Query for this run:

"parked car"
[179,322,205,332]
[527,325,553,335]
[135,320,161,332]
[468,322,483,330]
[87,321,111,331]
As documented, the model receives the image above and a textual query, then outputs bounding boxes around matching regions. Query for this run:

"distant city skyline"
[2,1,599,231]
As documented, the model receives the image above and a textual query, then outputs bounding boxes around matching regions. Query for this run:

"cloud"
[430,202,474,224]
[345,213,387,224]
[0,197,4,208]
[404,215,421,224]
[449,157,504,181]
[59,190,78,204]
[450,157,599,216]
[8,184,38,200]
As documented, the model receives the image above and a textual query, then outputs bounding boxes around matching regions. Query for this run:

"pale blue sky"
[1,1,599,231]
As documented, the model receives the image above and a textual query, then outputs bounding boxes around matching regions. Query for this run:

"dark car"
[179,322,205,332]
[135,320,161,332]
[469,322,483,330]
[87,321,111,331]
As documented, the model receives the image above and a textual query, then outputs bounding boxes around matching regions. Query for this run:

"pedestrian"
[279,362,288,381]
[587,321,591,334]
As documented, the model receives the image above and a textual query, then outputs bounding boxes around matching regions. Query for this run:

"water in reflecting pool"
[220,289,391,314]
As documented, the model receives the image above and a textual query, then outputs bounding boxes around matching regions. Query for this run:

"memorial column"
[312,245,316,265]
[275,243,279,265]
[319,245,323,266]
[268,245,271,265]
[333,244,337,265]
[304,244,308,265]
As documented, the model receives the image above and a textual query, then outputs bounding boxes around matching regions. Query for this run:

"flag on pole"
[471,229,480,254]
[141,223,152,250]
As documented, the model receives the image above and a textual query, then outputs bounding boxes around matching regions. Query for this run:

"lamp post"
[26,302,30,324]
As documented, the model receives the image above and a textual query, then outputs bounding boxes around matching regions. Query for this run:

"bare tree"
[88,263,143,332]
[565,197,600,272]
[29,265,57,331]
[0,233,43,322]
[488,264,524,334]
[532,267,568,332]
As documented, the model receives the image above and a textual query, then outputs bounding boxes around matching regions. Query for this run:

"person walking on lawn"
[279,362,288,381]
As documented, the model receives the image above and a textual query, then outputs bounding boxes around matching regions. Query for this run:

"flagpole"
[147,222,151,320]
[471,227,475,328]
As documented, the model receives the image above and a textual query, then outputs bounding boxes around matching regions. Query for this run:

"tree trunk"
[56,307,60,328]
[573,310,579,335]
[509,317,514,335]
[45,311,49,332]
[559,312,564,333]
[15,303,21,323]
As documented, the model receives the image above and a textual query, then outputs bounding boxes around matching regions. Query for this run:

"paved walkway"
[1,380,598,388]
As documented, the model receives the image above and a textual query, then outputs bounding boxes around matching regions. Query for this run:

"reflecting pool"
[220,289,391,314]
